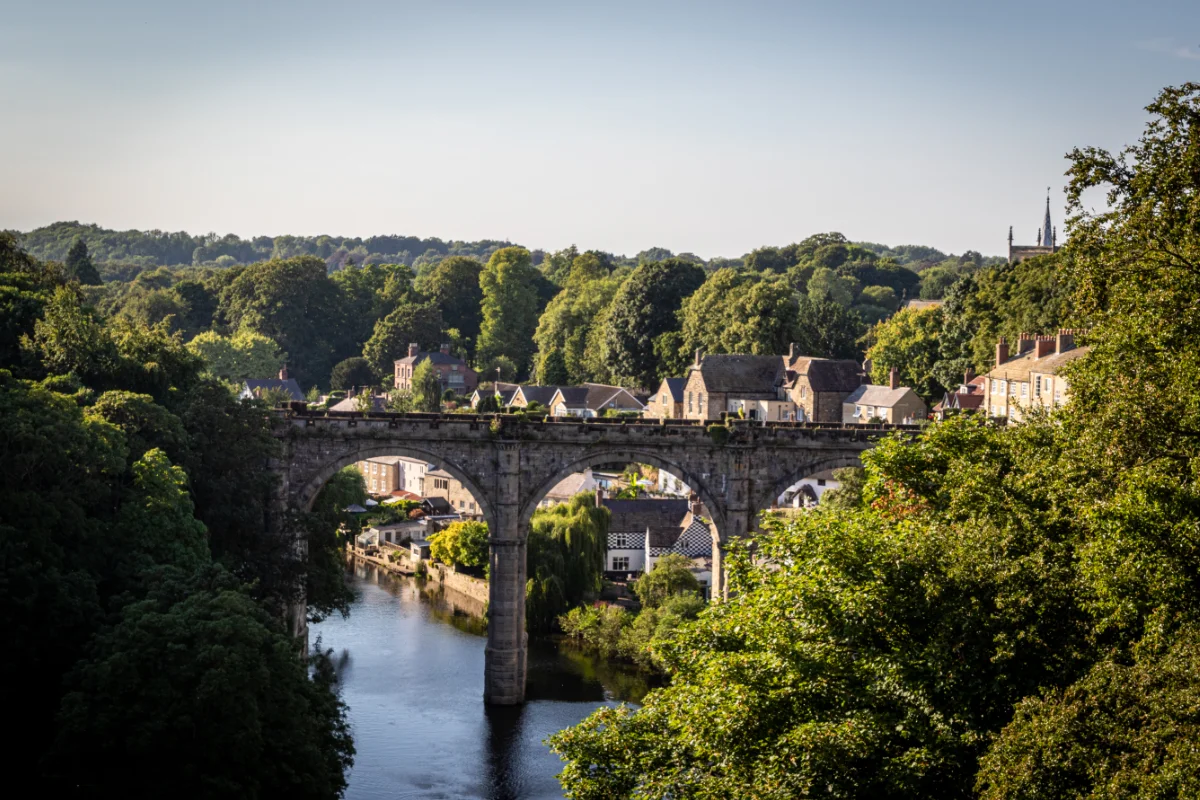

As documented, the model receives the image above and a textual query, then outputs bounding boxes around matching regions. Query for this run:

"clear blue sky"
[2,0,1196,257]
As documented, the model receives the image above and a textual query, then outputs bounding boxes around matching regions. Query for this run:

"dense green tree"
[807,266,858,306]
[919,265,958,300]
[476,247,541,376]
[361,300,444,379]
[410,359,443,412]
[86,390,188,464]
[329,356,377,391]
[537,347,570,385]
[791,295,863,360]
[65,237,102,285]
[416,256,483,355]
[676,270,799,361]
[864,305,945,398]
[219,256,347,387]
[49,569,354,798]
[602,258,705,388]
[526,493,609,633]
[532,252,623,384]
[632,553,703,609]
[186,329,286,383]
[170,278,219,336]
[429,520,490,569]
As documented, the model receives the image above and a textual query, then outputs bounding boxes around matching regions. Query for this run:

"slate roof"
[328,393,388,412]
[243,378,304,402]
[660,377,685,403]
[788,358,865,393]
[552,384,644,411]
[693,355,784,394]
[515,385,565,406]
[985,346,1090,384]
[844,384,915,409]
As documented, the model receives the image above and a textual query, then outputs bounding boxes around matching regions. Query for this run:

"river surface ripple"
[312,562,650,800]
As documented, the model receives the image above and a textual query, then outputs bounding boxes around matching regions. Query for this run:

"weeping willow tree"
[526,492,609,633]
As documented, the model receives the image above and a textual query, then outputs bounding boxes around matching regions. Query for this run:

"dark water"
[312,562,651,799]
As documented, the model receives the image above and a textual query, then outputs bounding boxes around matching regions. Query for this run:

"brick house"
[394,343,478,395]
[984,330,1089,421]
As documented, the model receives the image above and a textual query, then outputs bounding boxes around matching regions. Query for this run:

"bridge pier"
[485,443,527,705]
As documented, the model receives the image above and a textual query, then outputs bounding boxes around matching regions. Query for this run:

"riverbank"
[349,545,490,606]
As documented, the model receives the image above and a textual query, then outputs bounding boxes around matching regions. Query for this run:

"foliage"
[526,493,610,633]
[429,520,490,569]
[410,358,443,412]
[416,256,483,357]
[187,329,287,383]
[632,553,703,609]
[792,295,864,360]
[361,300,444,379]
[820,466,866,510]
[865,305,945,399]
[601,258,706,388]
[677,269,800,360]
[329,356,377,391]
[532,252,623,384]
[65,237,102,285]
[476,247,541,377]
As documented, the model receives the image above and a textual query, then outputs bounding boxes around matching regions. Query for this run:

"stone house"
[783,349,866,422]
[394,343,478,395]
[356,455,430,496]
[424,467,484,519]
[547,384,645,418]
[646,377,685,420]
[933,372,987,420]
[537,469,599,509]
[842,368,928,424]
[984,330,1088,421]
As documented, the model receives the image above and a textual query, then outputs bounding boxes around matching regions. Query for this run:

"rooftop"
[844,384,916,409]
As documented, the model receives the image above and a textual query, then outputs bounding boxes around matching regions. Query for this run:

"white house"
[777,469,841,508]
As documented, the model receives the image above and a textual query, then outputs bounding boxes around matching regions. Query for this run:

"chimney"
[279,365,289,380]
[595,487,604,507]
[1017,333,1035,354]
[964,366,975,386]
[1034,336,1054,359]
[788,342,797,361]
[688,492,703,517]
[1056,329,1075,355]
[995,337,1009,367]
[408,343,420,358]
[346,386,356,398]
[888,367,899,391]
[694,349,703,367]
[440,343,450,355]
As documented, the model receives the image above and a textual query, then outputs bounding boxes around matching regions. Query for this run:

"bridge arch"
[518,447,727,538]
[752,454,864,519]
[294,443,498,532]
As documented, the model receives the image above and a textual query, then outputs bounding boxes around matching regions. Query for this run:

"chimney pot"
[408,343,420,358]
[1055,330,1075,355]
[888,367,899,391]
[1034,338,1055,359]
[1018,334,1035,354]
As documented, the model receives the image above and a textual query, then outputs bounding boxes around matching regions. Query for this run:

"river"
[312,561,652,800]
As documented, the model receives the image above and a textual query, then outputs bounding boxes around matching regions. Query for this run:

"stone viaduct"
[268,410,915,704]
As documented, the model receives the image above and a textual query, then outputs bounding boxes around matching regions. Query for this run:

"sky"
[1,0,1197,258]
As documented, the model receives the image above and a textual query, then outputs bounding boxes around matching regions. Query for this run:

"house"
[933,371,988,420]
[547,384,645,418]
[424,468,484,519]
[394,343,478,395]
[984,330,1088,421]
[356,455,430,496]
[656,470,691,497]
[783,349,866,422]
[469,382,518,409]
[240,367,304,403]
[510,385,565,410]
[330,388,389,413]
[538,469,599,508]
[599,494,691,575]
[680,352,790,421]
[646,377,685,420]
[777,469,841,508]
[842,368,928,424]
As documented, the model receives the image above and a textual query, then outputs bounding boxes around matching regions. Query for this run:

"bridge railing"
[270,406,921,434]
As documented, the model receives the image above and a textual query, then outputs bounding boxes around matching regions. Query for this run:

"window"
[1035,376,1042,396]
[855,405,862,417]
[1009,382,1018,396]
[1020,382,1028,399]
[612,557,630,572]
[687,392,693,412]
[817,479,826,486]
[610,532,635,548]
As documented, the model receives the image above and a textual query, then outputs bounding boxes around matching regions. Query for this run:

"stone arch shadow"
[751,454,864,520]
[518,448,728,540]
[294,443,499,533]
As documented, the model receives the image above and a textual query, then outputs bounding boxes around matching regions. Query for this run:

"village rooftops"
[660,377,685,403]
[784,355,865,393]
[393,343,469,368]
[549,383,645,413]
[242,367,304,402]
[986,332,1090,384]
[690,354,784,396]
[844,384,915,410]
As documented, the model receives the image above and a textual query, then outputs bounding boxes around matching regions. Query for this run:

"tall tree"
[417,256,484,356]
[410,359,442,412]
[792,295,863,360]
[361,301,444,379]
[64,237,101,285]
[186,330,287,383]
[476,247,540,377]
[532,253,623,384]
[602,257,706,388]
[864,305,945,398]
[677,270,799,360]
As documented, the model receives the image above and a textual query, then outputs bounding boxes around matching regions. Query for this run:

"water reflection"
[314,562,647,799]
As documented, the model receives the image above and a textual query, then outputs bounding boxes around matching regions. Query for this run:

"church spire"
[1041,188,1053,247]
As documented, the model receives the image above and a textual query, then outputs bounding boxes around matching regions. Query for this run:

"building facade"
[394,343,478,395]
[842,369,928,424]
[985,330,1088,421]
[1008,193,1061,263]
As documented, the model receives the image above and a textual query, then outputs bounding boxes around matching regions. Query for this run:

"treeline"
[0,233,355,795]
[44,226,1021,399]
[549,83,1200,799]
